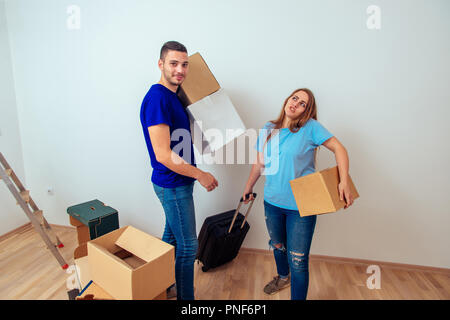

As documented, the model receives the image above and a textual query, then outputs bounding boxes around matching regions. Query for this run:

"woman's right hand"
[242,186,255,204]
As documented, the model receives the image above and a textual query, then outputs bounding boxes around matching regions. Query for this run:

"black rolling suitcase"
[197,193,257,272]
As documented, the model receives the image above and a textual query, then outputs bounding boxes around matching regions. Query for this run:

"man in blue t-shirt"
[140,41,218,300]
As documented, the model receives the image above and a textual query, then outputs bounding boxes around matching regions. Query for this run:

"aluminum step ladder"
[0,152,68,270]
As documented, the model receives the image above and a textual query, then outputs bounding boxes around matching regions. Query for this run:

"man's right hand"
[197,171,218,192]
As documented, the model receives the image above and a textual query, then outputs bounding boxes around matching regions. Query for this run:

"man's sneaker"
[263,275,291,295]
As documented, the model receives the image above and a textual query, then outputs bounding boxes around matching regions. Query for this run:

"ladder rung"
[17,190,30,204]
[34,210,43,220]
[0,168,12,179]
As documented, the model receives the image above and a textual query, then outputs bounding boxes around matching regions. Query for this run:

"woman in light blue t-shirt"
[242,88,354,300]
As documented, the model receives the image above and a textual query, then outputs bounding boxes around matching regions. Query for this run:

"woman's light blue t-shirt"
[255,119,333,210]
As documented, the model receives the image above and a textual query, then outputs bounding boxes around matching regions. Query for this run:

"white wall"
[3,0,450,268]
[0,0,27,235]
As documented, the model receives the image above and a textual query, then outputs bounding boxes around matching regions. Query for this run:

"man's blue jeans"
[153,182,197,300]
[264,200,317,300]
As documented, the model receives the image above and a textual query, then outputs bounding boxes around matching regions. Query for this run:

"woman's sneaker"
[263,275,291,295]
[166,284,177,299]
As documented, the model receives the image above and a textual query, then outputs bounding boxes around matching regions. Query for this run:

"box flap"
[88,225,126,252]
[115,226,174,263]
[88,242,134,270]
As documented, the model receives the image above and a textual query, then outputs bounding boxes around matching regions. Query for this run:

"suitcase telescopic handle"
[239,193,257,202]
[228,193,257,234]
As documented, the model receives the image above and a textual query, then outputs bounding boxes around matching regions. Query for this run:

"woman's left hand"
[338,181,354,209]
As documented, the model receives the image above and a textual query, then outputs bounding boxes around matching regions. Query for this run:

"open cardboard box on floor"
[290,166,359,217]
[87,225,174,300]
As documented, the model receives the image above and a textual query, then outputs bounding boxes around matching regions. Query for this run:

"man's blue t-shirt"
[255,119,333,210]
[140,84,196,188]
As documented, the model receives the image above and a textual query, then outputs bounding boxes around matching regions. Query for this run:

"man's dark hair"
[160,41,187,61]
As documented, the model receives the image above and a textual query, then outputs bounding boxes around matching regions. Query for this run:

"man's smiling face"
[159,50,189,87]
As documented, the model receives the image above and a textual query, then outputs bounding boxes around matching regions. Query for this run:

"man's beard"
[163,69,183,86]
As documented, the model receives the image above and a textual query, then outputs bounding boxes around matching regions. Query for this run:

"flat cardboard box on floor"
[76,281,114,300]
[76,281,167,300]
[87,225,174,300]
[74,252,90,290]
[187,88,246,154]
[177,52,220,107]
[290,166,359,217]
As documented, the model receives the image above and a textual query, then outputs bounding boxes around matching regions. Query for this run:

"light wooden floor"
[0,224,449,300]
